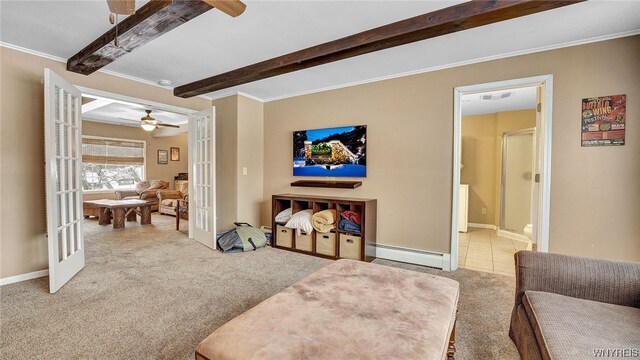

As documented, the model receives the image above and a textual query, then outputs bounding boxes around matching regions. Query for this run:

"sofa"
[114,180,168,212]
[509,251,640,360]
[157,181,188,216]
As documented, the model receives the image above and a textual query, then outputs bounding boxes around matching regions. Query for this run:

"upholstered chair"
[157,181,189,216]
[114,179,169,211]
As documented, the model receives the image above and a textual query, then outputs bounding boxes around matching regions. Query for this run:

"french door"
[188,108,216,249]
[44,69,84,293]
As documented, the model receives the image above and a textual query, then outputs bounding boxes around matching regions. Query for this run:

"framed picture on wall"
[170,147,180,161]
[157,150,168,164]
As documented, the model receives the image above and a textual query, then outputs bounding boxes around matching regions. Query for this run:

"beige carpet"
[0,214,518,359]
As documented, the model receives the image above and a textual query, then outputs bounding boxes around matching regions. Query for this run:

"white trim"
[261,30,640,102]
[468,223,497,230]
[0,270,49,286]
[237,92,265,103]
[0,41,213,101]
[4,30,638,104]
[497,229,530,242]
[451,75,553,271]
[376,244,447,270]
[78,86,197,119]
[450,88,462,271]
[207,91,266,103]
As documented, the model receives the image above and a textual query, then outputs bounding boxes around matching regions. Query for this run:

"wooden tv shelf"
[290,180,362,189]
[271,194,377,262]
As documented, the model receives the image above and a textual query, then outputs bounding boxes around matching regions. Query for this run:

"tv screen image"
[293,125,366,177]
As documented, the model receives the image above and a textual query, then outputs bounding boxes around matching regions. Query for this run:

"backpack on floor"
[217,222,268,253]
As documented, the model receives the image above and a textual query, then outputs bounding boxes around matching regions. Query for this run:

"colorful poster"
[581,94,626,147]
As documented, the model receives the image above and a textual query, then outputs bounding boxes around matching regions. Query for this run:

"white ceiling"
[1,1,639,102]
[461,86,537,116]
[82,96,188,127]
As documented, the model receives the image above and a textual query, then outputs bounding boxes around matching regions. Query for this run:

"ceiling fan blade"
[118,117,141,123]
[107,0,136,15]
[203,0,246,17]
[157,123,181,128]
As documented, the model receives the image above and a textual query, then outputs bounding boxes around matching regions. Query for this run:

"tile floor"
[458,227,530,276]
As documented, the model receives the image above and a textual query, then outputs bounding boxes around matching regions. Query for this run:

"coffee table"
[83,199,151,229]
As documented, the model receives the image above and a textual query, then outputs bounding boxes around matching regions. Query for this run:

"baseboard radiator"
[375,244,450,270]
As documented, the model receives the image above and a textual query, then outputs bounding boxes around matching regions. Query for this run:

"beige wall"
[492,110,537,226]
[461,114,498,225]
[461,110,536,225]
[237,95,264,227]
[263,36,640,261]
[212,96,239,230]
[212,95,264,230]
[81,121,188,201]
[0,47,208,279]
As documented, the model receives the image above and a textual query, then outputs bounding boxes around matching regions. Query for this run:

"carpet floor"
[1,214,518,359]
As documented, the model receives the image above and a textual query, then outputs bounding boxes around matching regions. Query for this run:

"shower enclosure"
[500,129,535,235]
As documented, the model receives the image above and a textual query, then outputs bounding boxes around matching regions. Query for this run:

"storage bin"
[295,231,313,252]
[276,225,293,248]
[339,234,362,260]
[316,232,336,256]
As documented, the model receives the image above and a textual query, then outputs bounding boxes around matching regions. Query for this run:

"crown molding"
[0,41,212,101]
[4,29,639,104]
[260,29,640,102]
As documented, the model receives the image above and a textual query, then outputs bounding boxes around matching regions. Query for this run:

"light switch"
[242,167,248,175]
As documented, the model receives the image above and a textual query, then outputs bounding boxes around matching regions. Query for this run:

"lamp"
[140,110,157,131]
[141,121,156,131]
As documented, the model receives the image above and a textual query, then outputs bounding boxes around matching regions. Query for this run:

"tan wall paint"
[0,47,208,278]
[81,121,188,201]
[461,114,497,225]
[263,36,640,261]
[493,110,536,226]
[236,96,264,227]
[461,110,536,226]
[212,95,238,230]
[211,95,265,230]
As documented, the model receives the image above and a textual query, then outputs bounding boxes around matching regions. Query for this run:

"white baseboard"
[468,223,497,230]
[497,229,530,243]
[0,269,48,286]
[376,244,446,270]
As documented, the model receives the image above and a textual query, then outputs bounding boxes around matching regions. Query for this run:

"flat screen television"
[293,125,366,177]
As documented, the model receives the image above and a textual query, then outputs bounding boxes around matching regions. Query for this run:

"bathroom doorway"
[450,75,553,273]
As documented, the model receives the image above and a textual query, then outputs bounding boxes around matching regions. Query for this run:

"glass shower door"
[500,130,534,234]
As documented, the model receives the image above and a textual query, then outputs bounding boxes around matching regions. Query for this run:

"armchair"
[509,251,640,360]
[157,181,189,216]
[114,180,168,212]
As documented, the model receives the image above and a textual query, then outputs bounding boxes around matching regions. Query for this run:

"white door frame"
[450,75,553,271]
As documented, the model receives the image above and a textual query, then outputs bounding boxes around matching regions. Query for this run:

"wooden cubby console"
[272,194,377,262]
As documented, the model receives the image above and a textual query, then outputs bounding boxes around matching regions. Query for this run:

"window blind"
[82,138,144,165]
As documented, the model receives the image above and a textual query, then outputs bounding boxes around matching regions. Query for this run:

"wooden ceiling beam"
[174,0,584,98]
[67,0,214,75]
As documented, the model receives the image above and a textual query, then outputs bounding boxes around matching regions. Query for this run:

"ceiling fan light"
[141,123,156,131]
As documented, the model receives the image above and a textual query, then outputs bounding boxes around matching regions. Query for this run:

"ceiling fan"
[106,0,246,17]
[120,110,181,131]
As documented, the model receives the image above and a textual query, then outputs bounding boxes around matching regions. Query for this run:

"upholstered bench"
[196,259,460,360]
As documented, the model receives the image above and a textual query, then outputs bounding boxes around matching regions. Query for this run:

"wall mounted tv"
[293,125,366,177]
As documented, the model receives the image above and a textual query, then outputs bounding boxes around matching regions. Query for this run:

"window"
[81,137,145,191]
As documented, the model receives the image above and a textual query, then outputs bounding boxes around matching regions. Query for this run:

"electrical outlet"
[242,167,248,175]
[481,208,487,215]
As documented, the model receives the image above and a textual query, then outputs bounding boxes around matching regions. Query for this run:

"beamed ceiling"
[1,1,639,101]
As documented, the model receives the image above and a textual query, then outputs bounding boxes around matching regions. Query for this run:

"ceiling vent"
[481,91,512,100]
